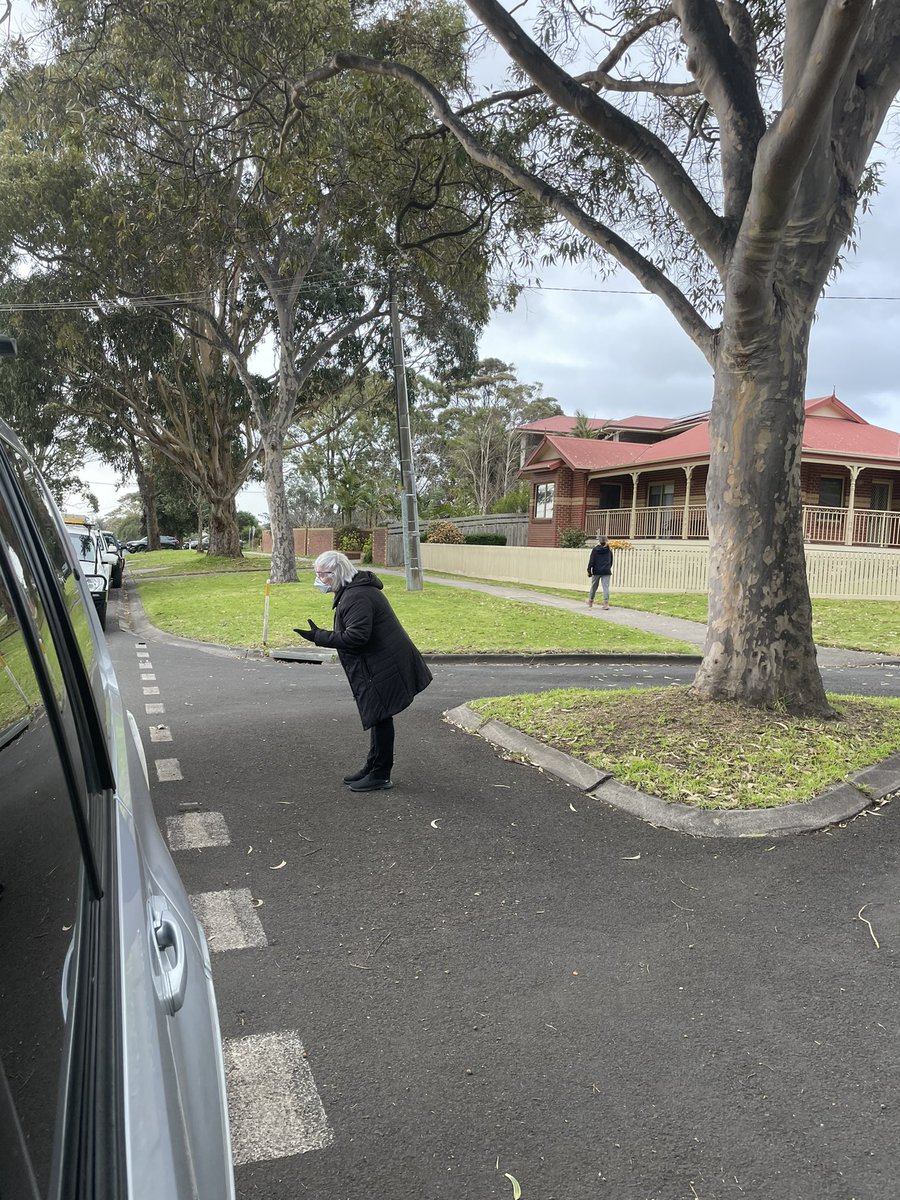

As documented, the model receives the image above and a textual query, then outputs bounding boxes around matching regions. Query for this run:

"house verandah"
[519,396,900,549]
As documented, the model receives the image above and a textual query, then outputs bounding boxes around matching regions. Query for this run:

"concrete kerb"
[443,704,900,838]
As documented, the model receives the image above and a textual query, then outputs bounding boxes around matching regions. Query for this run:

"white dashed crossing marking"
[138,661,152,669]
[223,1031,333,1165]
[149,725,172,742]
[145,703,165,714]
[155,757,183,781]
[166,811,231,850]
[143,686,160,695]
[189,889,268,952]
[141,672,156,681]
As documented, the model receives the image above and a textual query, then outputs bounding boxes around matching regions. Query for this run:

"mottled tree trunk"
[207,495,241,557]
[131,440,159,549]
[692,310,833,717]
[262,427,298,584]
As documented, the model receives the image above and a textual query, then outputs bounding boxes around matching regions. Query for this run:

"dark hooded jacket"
[311,570,432,729]
[587,543,614,576]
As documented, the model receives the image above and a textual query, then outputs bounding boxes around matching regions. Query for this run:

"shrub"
[491,483,529,514]
[425,520,464,544]
[608,539,632,550]
[361,537,373,564]
[464,533,507,545]
[559,526,587,548]
[337,526,365,552]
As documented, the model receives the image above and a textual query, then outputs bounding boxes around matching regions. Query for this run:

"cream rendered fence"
[420,541,900,600]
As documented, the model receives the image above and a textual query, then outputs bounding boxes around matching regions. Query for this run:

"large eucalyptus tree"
[0,0,499,580]
[294,0,900,715]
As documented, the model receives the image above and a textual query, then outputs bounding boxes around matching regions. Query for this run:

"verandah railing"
[585,504,898,547]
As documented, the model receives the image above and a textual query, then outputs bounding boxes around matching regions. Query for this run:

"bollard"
[262,577,271,645]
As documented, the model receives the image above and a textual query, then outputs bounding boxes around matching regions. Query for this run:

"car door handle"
[60,934,76,1022]
[152,906,188,1016]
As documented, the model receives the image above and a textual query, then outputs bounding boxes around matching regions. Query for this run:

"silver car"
[0,418,234,1199]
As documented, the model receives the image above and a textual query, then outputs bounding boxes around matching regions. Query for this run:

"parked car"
[100,529,125,587]
[63,519,112,630]
[0,418,235,1199]
[187,536,209,550]
[124,534,181,553]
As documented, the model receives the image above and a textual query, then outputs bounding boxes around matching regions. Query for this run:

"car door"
[0,425,233,1200]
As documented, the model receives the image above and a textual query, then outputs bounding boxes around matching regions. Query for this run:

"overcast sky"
[479,166,900,435]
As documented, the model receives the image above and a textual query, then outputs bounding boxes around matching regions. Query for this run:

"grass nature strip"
[468,686,900,809]
[134,569,695,655]
[130,555,900,654]
[425,574,900,655]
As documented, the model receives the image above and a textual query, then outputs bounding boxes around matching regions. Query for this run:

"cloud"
[478,163,900,433]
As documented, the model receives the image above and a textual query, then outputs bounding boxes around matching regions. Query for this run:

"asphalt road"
[106,596,900,1200]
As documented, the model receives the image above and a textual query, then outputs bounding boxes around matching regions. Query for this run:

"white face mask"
[314,576,332,593]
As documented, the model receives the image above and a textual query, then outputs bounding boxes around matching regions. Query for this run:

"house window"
[871,481,891,512]
[818,477,844,508]
[534,482,555,520]
[598,483,622,509]
[647,481,675,507]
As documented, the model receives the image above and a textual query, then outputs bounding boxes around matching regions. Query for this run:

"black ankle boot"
[348,772,393,792]
[343,766,372,784]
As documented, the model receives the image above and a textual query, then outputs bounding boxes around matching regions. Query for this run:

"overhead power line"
[2,283,899,313]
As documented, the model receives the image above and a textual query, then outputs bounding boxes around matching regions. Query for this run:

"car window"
[3,453,100,700]
[67,531,96,568]
[0,521,89,1197]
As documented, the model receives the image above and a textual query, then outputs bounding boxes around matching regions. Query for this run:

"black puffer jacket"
[587,543,614,576]
[312,571,432,729]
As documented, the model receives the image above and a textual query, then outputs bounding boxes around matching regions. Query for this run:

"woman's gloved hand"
[293,619,319,642]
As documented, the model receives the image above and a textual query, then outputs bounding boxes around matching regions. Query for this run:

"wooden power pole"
[389,280,423,591]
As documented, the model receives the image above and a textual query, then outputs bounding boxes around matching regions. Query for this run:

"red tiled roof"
[803,415,900,459]
[519,415,606,434]
[589,412,900,471]
[521,396,900,477]
[604,415,679,430]
[804,395,866,423]
[625,424,711,467]
[524,434,647,472]
[520,456,563,473]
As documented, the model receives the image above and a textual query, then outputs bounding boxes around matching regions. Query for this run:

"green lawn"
[469,686,900,808]
[129,554,900,655]
[426,574,900,655]
[135,569,695,655]
[125,550,271,576]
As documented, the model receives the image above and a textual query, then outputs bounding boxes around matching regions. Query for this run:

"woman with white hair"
[295,551,432,791]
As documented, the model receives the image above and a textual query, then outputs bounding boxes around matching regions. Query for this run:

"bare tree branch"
[462,0,726,269]
[287,55,715,361]
[749,0,870,242]
[671,0,765,220]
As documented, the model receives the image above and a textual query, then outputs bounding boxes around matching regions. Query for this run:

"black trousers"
[367,717,394,777]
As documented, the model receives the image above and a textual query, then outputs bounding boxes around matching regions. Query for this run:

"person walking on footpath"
[294,550,433,792]
[587,536,614,610]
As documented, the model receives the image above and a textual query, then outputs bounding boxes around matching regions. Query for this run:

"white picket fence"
[420,541,900,600]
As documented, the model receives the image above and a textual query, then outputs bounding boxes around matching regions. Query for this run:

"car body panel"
[124,536,180,553]
[0,419,234,1199]
[100,532,125,588]
[65,527,110,629]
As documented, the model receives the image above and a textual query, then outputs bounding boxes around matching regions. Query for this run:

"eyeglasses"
[315,570,334,579]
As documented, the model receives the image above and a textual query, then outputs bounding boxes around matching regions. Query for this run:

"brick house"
[519,395,900,548]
